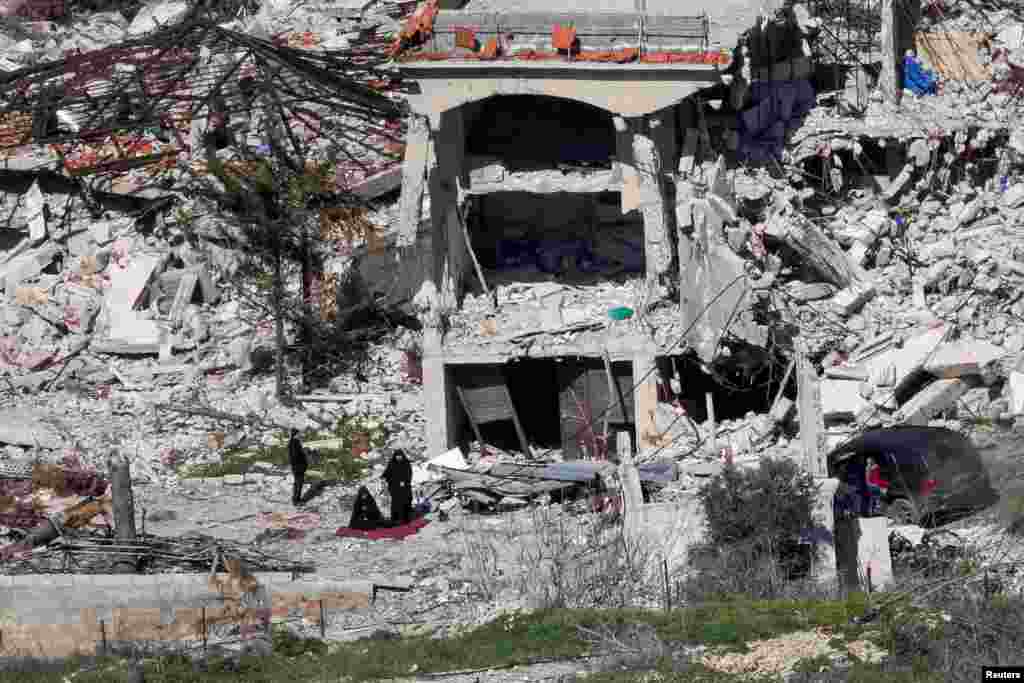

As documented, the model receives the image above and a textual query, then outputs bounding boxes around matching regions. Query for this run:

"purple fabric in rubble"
[496,239,540,270]
[737,80,816,163]
[537,240,588,273]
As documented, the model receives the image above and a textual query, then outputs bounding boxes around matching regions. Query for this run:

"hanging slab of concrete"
[0,409,62,449]
[0,573,376,659]
[897,378,969,425]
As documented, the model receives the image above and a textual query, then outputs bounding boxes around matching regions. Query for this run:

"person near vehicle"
[382,449,414,525]
[866,457,890,517]
[288,428,308,507]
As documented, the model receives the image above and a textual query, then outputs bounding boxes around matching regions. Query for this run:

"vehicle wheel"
[885,498,920,526]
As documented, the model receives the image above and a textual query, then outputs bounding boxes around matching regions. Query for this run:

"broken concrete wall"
[0,573,374,659]
[632,495,707,575]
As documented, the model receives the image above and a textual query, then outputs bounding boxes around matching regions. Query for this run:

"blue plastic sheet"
[536,239,588,274]
[903,55,938,96]
[496,239,607,273]
[496,239,540,269]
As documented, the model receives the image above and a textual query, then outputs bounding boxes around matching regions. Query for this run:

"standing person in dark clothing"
[288,428,307,507]
[382,449,414,525]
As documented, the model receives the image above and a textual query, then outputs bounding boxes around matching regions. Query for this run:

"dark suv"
[826,426,999,526]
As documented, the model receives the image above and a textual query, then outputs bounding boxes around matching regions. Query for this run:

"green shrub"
[694,458,821,589]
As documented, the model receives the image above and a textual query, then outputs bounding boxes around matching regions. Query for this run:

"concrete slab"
[105,252,162,311]
[0,409,62,448]
[820,378,871,421]
[857,517,893,591]
[924,338,1004,378]
[836,516,894,592]
[631,496,706,575]
[898,378,969,425]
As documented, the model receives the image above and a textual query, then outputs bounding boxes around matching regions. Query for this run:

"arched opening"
[466,94,615,169]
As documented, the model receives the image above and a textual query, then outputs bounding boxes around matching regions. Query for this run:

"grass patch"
[178,415,386,481]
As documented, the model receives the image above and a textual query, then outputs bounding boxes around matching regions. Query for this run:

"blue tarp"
[496,239,616,274]
[903,55,938,96]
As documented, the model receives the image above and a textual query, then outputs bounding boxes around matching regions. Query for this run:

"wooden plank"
[915,31,990,82]
[458,384,514,423]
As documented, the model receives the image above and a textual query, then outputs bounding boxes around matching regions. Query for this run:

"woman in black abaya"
[382,449,414,525]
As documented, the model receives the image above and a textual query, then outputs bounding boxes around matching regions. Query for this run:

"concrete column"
[797,348,826,477]
[422,327,457,458]
[811,477,839,591]
[427,109,468,314]
[396,115,430,248]
[881,0,922,105]
[631,113,677,295]
[633,351,660,455]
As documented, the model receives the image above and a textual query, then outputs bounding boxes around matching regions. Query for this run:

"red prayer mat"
[336,517,429,540]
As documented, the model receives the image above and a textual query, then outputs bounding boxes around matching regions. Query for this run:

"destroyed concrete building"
[1,0,1024,662]
[389,0,812,461]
